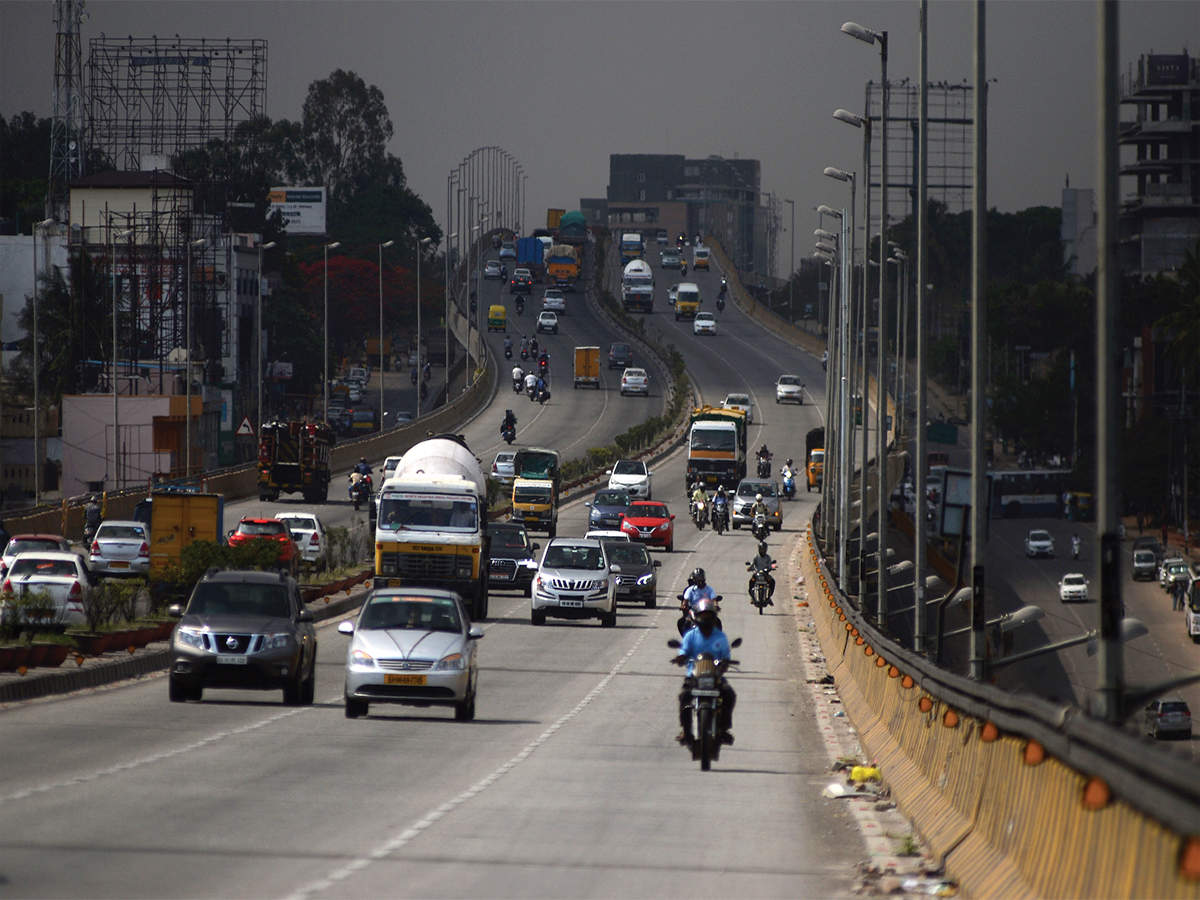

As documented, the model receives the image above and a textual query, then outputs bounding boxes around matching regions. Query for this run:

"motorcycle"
[512,375,524,393]
[756,453,772,479]
[711,497,729,535]
[668,636,741,771]
[348,473,372,511]
[750,512,771,543]
[515,296,525,315]
[504,345,513,360]
[716,297,725,313]
[690,498,708,530]
[520,346,529,360]
[747,561,776,614]
[782,469,796,500]
[501,423,516,444]
[538,358,549,377]
[675,593,724,637]
[527,383,538,401]
[537,386,551,405]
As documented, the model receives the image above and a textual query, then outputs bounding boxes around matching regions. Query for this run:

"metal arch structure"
[86,35,267,172]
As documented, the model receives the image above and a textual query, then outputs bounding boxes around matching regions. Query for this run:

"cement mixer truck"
[373,434,491,619]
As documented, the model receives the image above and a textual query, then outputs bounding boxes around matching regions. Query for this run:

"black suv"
[167,569,317,705]
[487,523,540,596]
[608,342,633,370]
[602,539,660,607]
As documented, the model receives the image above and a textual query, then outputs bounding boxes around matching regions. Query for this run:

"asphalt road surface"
[0,243,876,898]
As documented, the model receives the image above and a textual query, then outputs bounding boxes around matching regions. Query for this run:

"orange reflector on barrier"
[919,696,933,713]
[1082,777,1111,811]
[1024,740,1046,766]
[1180,836,1200,882]
[851,627,859,637]
[942,709,959,728]
[888,665,900,678]
[901,675,915,689]
[876,656,887,668]
[981,722,999,742]
[855,637,865,646]
[864,645,874,656]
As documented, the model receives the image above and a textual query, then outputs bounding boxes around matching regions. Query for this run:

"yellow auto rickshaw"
[487,304,507,332]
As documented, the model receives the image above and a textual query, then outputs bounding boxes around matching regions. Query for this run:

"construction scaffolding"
[87,36,268,172]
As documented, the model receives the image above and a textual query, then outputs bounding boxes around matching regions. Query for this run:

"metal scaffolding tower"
[48,0,87,221]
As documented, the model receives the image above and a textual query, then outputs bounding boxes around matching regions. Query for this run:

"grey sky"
[2,1,1195,260]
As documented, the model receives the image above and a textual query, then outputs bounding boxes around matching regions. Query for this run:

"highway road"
[0,240,876,897]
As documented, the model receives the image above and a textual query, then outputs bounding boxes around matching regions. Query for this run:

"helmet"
[691,567,706,587]
[717,485,726,495]
[755,493,764,502]
[758,541,769,557]
[693,597,716,617]
[360,456,368,463]
[786,458,794,467]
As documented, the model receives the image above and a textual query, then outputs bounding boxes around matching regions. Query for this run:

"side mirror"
[226,530,235,538]
[653,560,662,568]
[168,603,184,618]
[297,609,314,623]
[667,638,682,649]
[531,542,540,552]
[584,502,593,508]
[610,564,623,573]
[730,637,743,648]
[468,625,484,640]
[670,514,676,520]
[337,620,355,635]
[605,469,613,476]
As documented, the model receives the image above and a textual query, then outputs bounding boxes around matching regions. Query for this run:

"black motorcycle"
[675,593,723,637]
[716,297,725,313]
[537,386,551,405]
[711,498,729,534]
[750,513,771,543]
[348,474,372,511]
[520,346,529,360]
[512,376,524,393]
[747,561,776,614]
[504,345,513,360]
[669,636,741,771]
[501,423,516,444]
[756,455,772,478]
[515,297,525,315]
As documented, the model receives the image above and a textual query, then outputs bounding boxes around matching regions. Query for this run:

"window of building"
[638,190,646,202]
[637,172,646,183]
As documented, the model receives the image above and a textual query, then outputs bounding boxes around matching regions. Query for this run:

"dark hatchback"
[487,523,540,596]
[167,569,317,705]
[586,489,632,530]
[608,342,634,370]
[602,540,660,607]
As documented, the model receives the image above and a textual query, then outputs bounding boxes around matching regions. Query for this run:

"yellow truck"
[147,490,225,579]
[512,477,558,537]
[674,282,701,320]
[573,346,600,389]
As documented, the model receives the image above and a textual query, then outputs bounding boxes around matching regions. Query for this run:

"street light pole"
[415,234,432,417]
[257,240,276,436]
[185,237,206,479]
[323,240,341,423]
[914,0,931,653]
[32,218,53,504]
[378,239,394,429]
[785,199,795,320]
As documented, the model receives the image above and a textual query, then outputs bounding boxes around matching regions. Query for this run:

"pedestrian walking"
[1173,579,1186,612]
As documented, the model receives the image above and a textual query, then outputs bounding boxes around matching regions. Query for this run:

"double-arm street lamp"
[323,241,341,422]
[32,218,54,504]
[257,240,276,435]
[415,234,433,417]
[378,240,394,429]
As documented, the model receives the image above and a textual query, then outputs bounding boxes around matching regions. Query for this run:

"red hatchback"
[227,518,299,574]
[619,501,675,552]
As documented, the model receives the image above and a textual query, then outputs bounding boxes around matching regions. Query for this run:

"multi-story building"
[1119,52,1200,276]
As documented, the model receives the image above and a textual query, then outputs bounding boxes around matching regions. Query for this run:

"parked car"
[586,488,632,530]
[383,455,404,481]
[227,518,299,574]
[722,392,754,424]
[1132,536,1165,565]
[620,367,649,396]
[0,551,92,627]
[483,259,504,280]
[274,513,328,570]
[1058,572,1089,602]
[1144,696,1192,739]
[617,500,675,552]
[487,522,540,596]
[491,450,517,484]
[1,533,73,578]
[499,241,517,260]
[775,374,805,404]
[692,311,717,335]
[531,537,618,627]
[608,343,633,370]
[1131,548,1158,581]
[1158,556,1187,590]
[167,569,317,704]
[607,459,653,498]
[88,520,151,577]
[1024,529,1055,558]
[536,311,559,334]
[542,288,567,313]
[731,478,783,530]
[604,540,660,608]
[339,587,482,720]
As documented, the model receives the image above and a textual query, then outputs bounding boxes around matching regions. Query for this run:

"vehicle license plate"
[387,578,404,587]
[384,673,426,686]
[217,654,247,665]
[691,689,721,698]
[110,561,129,568]
[559,597,583,608]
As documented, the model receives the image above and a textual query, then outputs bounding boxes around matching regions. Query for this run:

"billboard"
[268,187,327,234]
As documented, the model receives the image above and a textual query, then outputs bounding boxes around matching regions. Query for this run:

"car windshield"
[696,314,713,322]
[1161,701,1190,714]
[514,450,558,479]
[594,490,630,507]
[9,557,77,577]
[1029,531,1051,541]
[605,543,650,566]
[97,525,146,540]
[7,538,63,556]
[187,583,291,618]
[1062,575,1086,586]
[494,453,515,466]
[1134,551,1156,562]
[239,521,286,536]
[543,545,606,570]
[378,493,478,532]
[691,429,735,452]
[514,485,552,504]
[613,461,645,476]
[491,528,528,551]
[726,395,749,405]
[359,596,461,632]
[610,344,629,355]
[280,517,316,531]
[624,369,646,378]
[779,376,799,385]
[632,504,669,519]
[738,482,775,497]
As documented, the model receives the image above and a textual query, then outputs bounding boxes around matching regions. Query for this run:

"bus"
[988,468,1071,518]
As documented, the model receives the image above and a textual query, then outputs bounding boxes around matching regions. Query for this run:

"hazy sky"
[2,1,1195,258]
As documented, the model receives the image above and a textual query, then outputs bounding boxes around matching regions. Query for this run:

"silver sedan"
[88,520,151,576]
[340,587,482,721]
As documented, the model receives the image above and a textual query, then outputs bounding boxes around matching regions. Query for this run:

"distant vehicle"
[542,288,567,313]
[1131,548,1158,581]
[531,538,618,627]
[674,282,700,320]
[227,517,299,575]
[732,479,782,530]
[620,367,649,397]
[340,587,482,720]
[88,520,151,576]
[274,513,328,570]
[667,284,680,306]
[722,392,753,424]
[383,455,404,480]
[1132,536,1166,565]
[618,500,675,552]
[607,459,653,498]
[775,375,805,404]
[491,450,517,483]
[655,229,668,245]
[1058,572,1089,602]
[584,529,630,543]
[499,241,517,260]
[1024,529,1055,558]
[487,523,539,596]
[586,488,632,530]
[1,533,73,578]
[536,311,559,334]
[660,249,682,269]
[605,539,660,607]
[509,268,533,294]
[692,245,711,269]
[608,342,633,370]
[1,551,92,626]
[1159,559,1189,591]
[483,259,504,280]
[692,311,717,336]
[1144,696,1192,739]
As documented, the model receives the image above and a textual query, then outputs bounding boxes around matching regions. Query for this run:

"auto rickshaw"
[487,304,507,332]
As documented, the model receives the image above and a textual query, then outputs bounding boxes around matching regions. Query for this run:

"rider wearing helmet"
[750,492,771,521]
[683,567,718,610]
[502,409,517,431]
[674,597,736,745]
[747,540,776,604]
[354,456,373,477]
[690,481,708,509]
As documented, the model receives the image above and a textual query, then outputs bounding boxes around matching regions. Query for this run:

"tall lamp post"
[322,241,341,422]
[842,18,890,629]
[257,240,276,435]
[378,239,394,429]
[784,199,795,320]
[110,225,133,489]
[415,234,432,417]
[185,237,207,479]
[32,218,54,504]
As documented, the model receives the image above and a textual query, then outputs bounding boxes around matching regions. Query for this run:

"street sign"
[235,416,254,437]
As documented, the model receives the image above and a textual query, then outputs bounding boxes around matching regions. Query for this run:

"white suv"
[531,538,618,627]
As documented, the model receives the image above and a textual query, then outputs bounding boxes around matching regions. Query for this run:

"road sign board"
[235,416,254,437]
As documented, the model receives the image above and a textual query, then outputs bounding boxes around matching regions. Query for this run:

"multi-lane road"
[0,240,869,898]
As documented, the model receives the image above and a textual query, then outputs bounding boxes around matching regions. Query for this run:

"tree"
[300,69,392,207]
[0,111,51,228]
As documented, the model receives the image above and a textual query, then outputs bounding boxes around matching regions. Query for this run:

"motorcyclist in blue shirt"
[673,598,736,745]
[678,567,719,636]
[354,456,373,477]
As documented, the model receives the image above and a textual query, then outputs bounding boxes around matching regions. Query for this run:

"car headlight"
[434,652,465,671]
[350,648,375,667]
[658,522,670,530]
[263,632,292,650]
[177,626,206,650]
[637,573,655,586]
